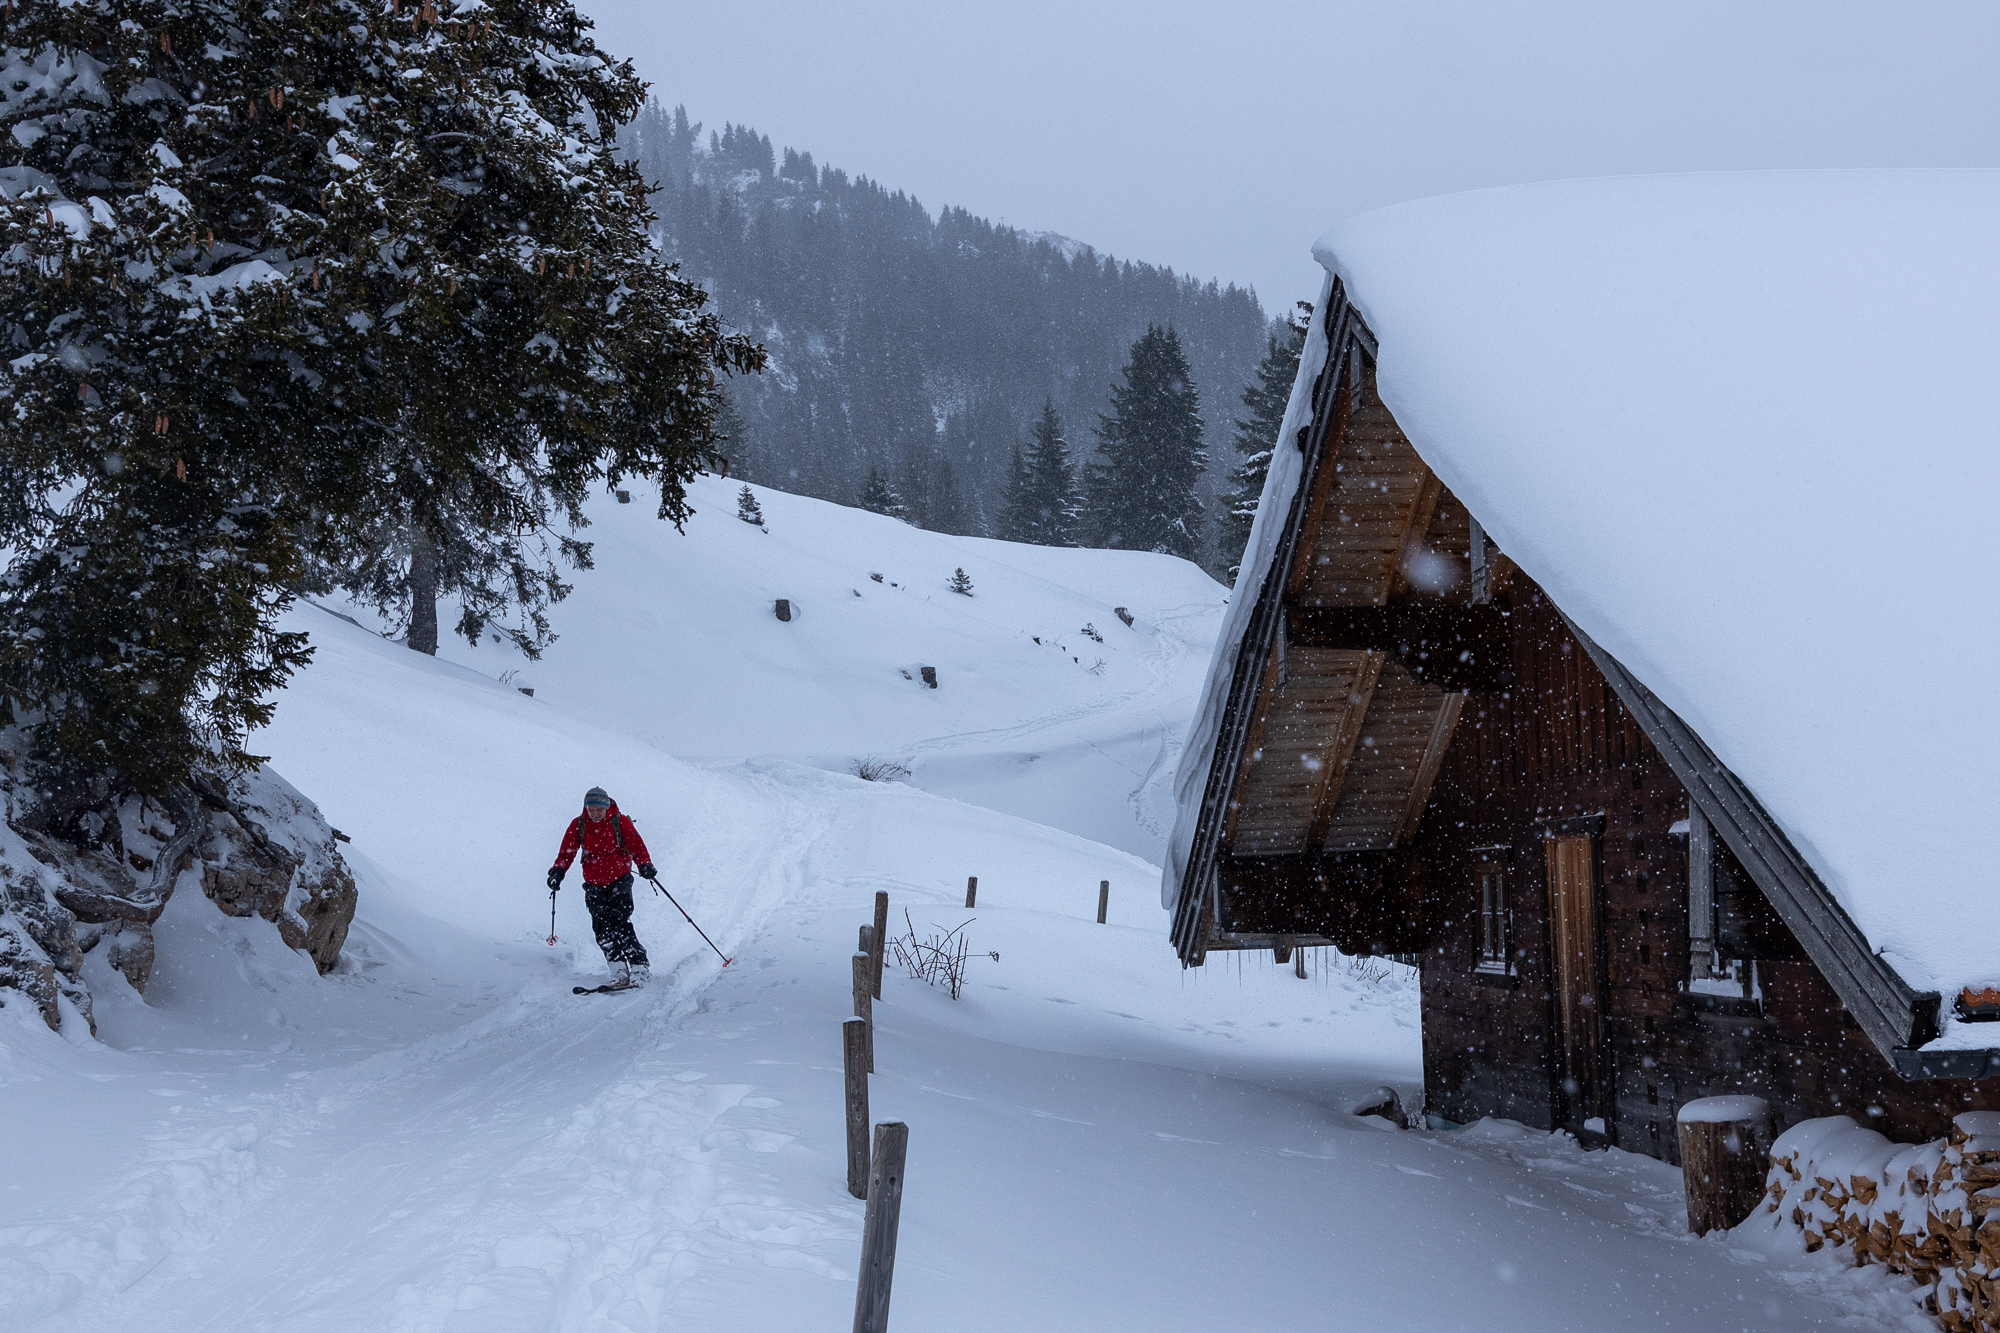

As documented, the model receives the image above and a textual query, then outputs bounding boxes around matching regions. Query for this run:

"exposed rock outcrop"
[0,740,356,1033]
[195,770,356,974]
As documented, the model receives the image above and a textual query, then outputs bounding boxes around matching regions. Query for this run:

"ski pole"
[650,880,733,967]
[546,889,559,946]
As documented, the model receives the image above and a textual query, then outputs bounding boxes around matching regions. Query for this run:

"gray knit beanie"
[583,787,612,809]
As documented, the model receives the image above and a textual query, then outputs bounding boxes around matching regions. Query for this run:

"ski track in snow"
[0,487,1938,1333]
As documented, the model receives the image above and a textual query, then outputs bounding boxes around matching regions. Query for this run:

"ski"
[572,981,639,995]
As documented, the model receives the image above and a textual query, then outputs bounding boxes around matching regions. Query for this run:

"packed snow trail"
[8,822,1927,1331]
[1,503,1934,1332]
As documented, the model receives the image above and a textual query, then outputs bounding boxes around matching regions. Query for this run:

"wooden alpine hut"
[1163,171,2000,1162]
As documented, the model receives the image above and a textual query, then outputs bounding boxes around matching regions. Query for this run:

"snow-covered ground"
[416,476,1229,862]
[0,483,1932,1331]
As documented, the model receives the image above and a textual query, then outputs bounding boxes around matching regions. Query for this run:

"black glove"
[638,862,657,881]
[547,867,564,892]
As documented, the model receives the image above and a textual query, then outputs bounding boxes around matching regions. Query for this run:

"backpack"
[571,804,628,855]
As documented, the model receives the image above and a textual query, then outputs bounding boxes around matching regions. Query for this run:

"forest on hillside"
[620,103,1278,571]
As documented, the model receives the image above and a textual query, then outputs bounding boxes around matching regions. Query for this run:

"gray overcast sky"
[579,0,2000,310]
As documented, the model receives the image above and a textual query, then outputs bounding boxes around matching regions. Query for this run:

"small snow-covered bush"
[736,485,765,526]
[947,568,974,596]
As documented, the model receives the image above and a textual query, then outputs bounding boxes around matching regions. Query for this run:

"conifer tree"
[1002,401,1078,546]
[947,567,974,596]
[927,452,974,536]
[857,466,908,520]
[1001,444,1031,535]
[0,0,761,797]
[1083,327,1205,558]
[736,485,765,526]
[1217,303,1310,576]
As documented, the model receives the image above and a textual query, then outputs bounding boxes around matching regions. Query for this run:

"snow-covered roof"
[1300,169,2000,1010]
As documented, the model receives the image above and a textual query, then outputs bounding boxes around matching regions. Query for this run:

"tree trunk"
[407,526,438,655]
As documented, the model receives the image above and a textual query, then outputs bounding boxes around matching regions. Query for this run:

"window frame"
[1472,852,1513,975]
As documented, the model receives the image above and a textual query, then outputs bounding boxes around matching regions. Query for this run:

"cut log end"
[1678,1096,1773,1235]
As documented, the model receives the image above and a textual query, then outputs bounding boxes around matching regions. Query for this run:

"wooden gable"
[1188,327,1470,953]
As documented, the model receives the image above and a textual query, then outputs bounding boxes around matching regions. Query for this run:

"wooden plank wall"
[1413,585,2000,1160]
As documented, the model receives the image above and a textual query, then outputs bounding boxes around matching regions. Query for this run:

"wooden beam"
[1284,603,1514,694]
[1304,651,1384,847]
[1687,804,1715,979]
[1394,690,1466,844]
[1222,632,1287,844]
[1384,468,1445,603]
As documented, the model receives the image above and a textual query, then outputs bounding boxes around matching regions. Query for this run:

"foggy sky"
[579,0,2000,310]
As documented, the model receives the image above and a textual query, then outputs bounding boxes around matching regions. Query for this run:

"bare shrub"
[1345,954,1394,986]
[888,909,998,1000]
[851,756,912,782]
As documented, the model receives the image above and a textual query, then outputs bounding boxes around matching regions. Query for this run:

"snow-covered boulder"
[0,743,355,1034]
[194,766,357,976]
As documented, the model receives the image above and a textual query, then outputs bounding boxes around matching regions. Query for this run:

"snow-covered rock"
[192,766,356,975]
[0,742,355,1031]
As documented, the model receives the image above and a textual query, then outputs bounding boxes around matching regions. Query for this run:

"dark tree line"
[620,102,1279,571]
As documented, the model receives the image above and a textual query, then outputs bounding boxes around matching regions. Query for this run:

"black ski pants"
[583,874,649,966]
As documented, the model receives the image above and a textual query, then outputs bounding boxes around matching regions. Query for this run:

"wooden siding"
[1230,647,1381,856]
[1410,585,2000,1155]
[1228,653,1463,859]
[1290,366,1439,608]
[1318,664,1460,851]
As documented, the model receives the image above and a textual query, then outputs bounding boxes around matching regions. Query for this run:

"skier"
[548,787,658,986]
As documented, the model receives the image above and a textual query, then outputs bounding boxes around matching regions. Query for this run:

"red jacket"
[553,804,652,886]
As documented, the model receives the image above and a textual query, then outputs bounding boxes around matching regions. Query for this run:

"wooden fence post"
[872,891,889,999]
[1097,880,1109,924]
[851,952,874,1073]
[1295,949,1308,980]
[852,1121,910,1333]
[843,1018,870,1199]
[1677,1095,1772,1234]
[964,875,977,908]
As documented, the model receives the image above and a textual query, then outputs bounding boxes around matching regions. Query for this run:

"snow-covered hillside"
[371,475,1227,862]
[1,483,1931,1332]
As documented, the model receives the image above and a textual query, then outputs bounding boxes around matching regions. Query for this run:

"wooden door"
[1545,834,1603,1132]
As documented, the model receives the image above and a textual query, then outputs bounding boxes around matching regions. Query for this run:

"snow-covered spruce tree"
[1082,325,1205,558]
[947,567,972,596]
[1001,399,1077,546]
[857,465,908,520]
[1216,303,1309,577]
[735,484,764,526]
[0,0,763,800]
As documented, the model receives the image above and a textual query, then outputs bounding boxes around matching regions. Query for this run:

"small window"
[1476,865,1511,973]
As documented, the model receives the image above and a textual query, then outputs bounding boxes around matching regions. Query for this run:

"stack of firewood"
[1764,1113,2000,1331]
